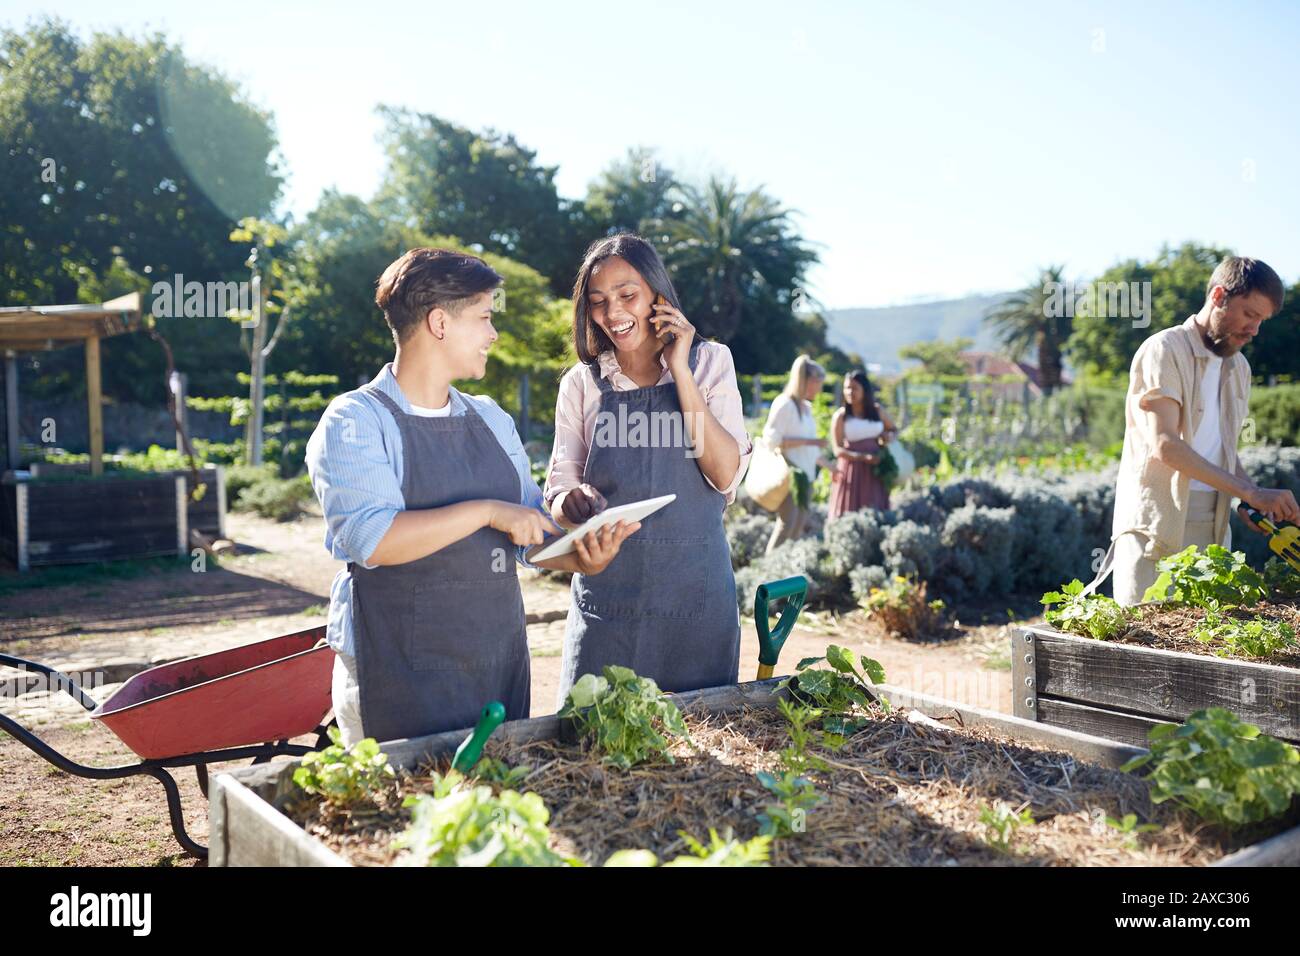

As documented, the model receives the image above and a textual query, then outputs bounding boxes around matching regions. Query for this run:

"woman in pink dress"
[828,370,898,521]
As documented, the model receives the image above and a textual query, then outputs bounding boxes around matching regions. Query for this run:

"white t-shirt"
[763,393,820,477]
[1188,356,1224,492]
[408,399,453,418]
[843,415,884,443]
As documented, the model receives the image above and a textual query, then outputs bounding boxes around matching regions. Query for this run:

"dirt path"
[0,509,1022,866]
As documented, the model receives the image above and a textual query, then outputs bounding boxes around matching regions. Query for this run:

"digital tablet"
[527,494,676,562]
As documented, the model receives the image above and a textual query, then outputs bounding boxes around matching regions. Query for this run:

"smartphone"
[653,294,673,342]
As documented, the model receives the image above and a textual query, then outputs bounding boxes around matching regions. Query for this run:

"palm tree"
[648,177,817,345]
[983,265,1071,393]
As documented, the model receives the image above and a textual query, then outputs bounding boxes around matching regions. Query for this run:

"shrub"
[823,510,890,577]
[880,521,942,580]
[725,512,775,571]
[1249,384,1300,447]
[997,478,1088,591]
[224,463,278,501]
[235,473,315,521]
[848,564,890,602]
[938,503,1015,598]
[861,576,947,640]
[734,538,838,611]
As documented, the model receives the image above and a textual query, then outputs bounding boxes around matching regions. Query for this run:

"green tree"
[983,265,1071,392]
[1065,242,1231,378]
[583,147,678,238]
[373,108,583,296]
[650,176,820,373]
[1245,279,1300,381]
[899,337,973,377]
[0,19,283,403]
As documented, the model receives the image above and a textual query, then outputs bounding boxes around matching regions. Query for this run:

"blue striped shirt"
[304,363,548,656]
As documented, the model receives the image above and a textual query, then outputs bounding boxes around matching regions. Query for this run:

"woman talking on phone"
[544,234,752,702]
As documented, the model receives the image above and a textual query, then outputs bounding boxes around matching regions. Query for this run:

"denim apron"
[349,387,530,742]
[556,340,740,704]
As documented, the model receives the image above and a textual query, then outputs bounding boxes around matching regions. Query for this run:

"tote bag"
[743,438,792,511]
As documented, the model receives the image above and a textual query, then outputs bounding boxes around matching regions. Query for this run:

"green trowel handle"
[755,576,808,676]
[451,700,506,772]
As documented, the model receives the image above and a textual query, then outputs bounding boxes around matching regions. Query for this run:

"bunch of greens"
[394,770,576,867]
[780,645,888,735]
[1121,708,1300,828]
[292,728,395,807]
[604,829,771,867]
[873,444,901,491]
[558,666,689,769]
[1193,610,1297,658]
[1041,579,1133,640]
[1142,545,1268,608]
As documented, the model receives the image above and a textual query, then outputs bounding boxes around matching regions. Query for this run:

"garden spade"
[1245,508,1300,577]
[754,576,808,679]
[451,700,506,772]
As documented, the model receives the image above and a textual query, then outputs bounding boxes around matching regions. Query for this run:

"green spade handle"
[755,576,808,679]
[451,700,506,772]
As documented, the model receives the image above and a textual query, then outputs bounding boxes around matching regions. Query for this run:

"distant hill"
[824,292,1016,373]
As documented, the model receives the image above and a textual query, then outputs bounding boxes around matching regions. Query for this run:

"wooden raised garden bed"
[1014,621,1300,749]
[0,464,225,570]
[209,679,1300,867]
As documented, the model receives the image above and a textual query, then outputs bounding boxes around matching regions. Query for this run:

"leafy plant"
[862,575,948,640]
[603,829,771,867]
[1142,545,1268,608]
[776,698,830,775]
[469,757,531,788]
[874,443,901,491]
[558,666,690,769]
[755,769,823,837]
[1105,812,1160,850]
[292,727,395,806]
[394,770,576,867]
[780,645,889,735]
[1041,579,1133,640]
[978,801,1034,853]
[1121,708,1300,828]
[1264,556,1300,598]
[1193,610,1297,658]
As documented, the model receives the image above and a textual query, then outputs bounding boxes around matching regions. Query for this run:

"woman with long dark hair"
[828,370,897,520]
[543,234,752,701]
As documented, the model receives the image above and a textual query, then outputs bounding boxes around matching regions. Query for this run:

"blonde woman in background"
[762,355,827,553]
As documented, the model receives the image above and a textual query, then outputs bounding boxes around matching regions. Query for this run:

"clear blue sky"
[7,0,1300,308]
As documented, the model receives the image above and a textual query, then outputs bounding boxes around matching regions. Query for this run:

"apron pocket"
[403,577,526,672]
[574,537,709,620]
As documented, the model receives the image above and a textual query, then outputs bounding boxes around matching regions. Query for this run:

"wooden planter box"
[1013,625,1300,748]
[0,465,225,571]
[208,679,1300,867]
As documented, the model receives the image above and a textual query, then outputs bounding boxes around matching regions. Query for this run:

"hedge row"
[729,445,1300,612]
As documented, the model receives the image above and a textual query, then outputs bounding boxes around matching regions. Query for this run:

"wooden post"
[4,350,18,471]
[248,275,266,467]
[85,335,103,476]
[517,372,531,444]
[171,371,188,453]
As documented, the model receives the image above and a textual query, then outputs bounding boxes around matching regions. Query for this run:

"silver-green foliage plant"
[292,727,395,806]
[394,770,575,867]
[558,665,689,769]
[1193,610,1297,658]
[1041,579,1133,640]
[1121,708,1300,828]
[1142,545,1268,608]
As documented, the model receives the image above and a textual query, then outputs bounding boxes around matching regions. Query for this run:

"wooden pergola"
[0,292,144,475]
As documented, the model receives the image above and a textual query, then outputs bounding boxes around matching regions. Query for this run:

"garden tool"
[754,576,808,679]
[451,700,506,772]
[1245,507,1300,577]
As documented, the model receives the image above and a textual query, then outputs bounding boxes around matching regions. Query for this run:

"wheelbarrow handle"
[754,576,808,679]
[451,701,507,773]
[0,653,98,712]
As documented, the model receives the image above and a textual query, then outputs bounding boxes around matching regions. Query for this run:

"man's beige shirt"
[1112,315,1250,558]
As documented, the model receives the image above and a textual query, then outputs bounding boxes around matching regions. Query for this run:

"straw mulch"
[1116,598,1300,668]
[285,702,1294,866]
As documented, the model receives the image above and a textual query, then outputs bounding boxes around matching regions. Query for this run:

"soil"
[1105,599,1300,669]
[0,506,1018,866]
[286,703,1290,867]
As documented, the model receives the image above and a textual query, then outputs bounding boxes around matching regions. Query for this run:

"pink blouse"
[544,341,754,507]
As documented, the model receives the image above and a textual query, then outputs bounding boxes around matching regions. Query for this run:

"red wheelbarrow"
[0,626,336,859]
